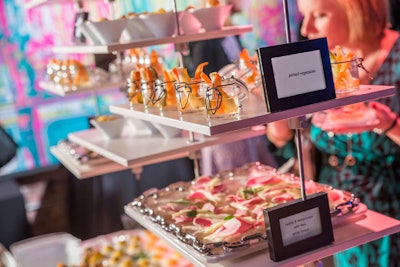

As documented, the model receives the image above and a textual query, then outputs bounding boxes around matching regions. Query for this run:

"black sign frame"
[257,38,336,112]
[264,192,334,262]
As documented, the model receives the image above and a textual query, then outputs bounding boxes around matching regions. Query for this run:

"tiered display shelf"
[31,1,399,265]
[39,80,125,96]
[110,85,395,136]
[62,125,266,175]
[25,0,107,10]
[39,25,253,98]
[52,26,253,54]
[50,145,128,179]
[124,204,400,267]
[50,85,395,178]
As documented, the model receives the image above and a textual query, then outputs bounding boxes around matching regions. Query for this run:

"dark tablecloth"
[0,180,30,248]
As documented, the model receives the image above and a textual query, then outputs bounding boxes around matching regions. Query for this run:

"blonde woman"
[266,0,400,265]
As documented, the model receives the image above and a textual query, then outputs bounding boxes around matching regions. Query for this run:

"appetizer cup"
[174,79,206,113]
[126,78,143,108]
[154,80,177,110]
[140,79,166,110]
[203,76,249,118]
[331,58,361,94]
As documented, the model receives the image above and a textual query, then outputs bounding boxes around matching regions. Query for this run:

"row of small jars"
[125,74,249,118]
[46,59,90,87]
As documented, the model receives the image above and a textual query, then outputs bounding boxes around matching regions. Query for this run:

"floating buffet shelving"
[30,0,399,265]
[52,26,253,54]
[110,85,395,136]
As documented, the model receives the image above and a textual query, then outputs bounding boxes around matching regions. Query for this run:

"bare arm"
[372,102,400,146]
[265,120,294,148]
[320,102,400,146]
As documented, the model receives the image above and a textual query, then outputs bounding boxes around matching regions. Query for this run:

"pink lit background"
[0,0,300,175]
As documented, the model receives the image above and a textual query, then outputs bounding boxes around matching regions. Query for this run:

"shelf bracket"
[186,131,201,177]
[189,150,201,178]
[131,166,143,181]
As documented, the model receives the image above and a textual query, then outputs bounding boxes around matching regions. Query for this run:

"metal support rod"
[282,0,307,201]
[73,0,84,12]
[105,0,116,20]
[187,131,201,178]
[190,151,201,178]
[171,0,190,66]
[295,128,306,200]
[288,116,308,200]
[282,0,292,44]
[188,131,197,143]
[114,51,126,80]
[92,90,101,117]
[172,0,181,36]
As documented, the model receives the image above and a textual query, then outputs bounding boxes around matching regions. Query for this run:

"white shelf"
[25,0,98,9]
[67,125,266,168]
[52,25,253,54]
[50,146,127,178]
[25,0,68,9]
[39,80,125,96]
[110,85,395,136]
[124,205,400,267]
[239,210,400,267]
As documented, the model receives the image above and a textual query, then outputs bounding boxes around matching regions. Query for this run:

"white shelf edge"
[124,204,400,267]
[110,85,395,136]
[52,25,253,54]
[25,0,99,9]
[39,80,125,96]
[67,126,266,168]
[50,146,127,178]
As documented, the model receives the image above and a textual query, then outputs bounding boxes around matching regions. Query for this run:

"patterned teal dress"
[270,36,400,266]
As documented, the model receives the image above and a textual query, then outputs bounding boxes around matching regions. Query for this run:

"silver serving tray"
[58,139,105,164]
[125,162,361,263]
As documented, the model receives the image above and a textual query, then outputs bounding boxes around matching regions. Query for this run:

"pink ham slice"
[206,217,254,240]
[193,217,212,227]
[173,214,194,224]
[241,196,264,206]
[186,191,207,200]
[226,194,244,203]
[246,175,282,187]
[186,189,220,203]
[271,192,295,204]
[201,202,216,212]
[192,176,212,190]
[211,183,226,194]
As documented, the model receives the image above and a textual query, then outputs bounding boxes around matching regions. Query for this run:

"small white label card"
[272,50,326,99]
[279,206,322,246]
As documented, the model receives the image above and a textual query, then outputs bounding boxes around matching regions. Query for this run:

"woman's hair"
[337,0,389,44]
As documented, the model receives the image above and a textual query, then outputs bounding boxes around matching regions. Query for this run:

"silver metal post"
[187,131,201,177]
[283,0,307,200]
[283,0,292,43]
[288,116,308,200]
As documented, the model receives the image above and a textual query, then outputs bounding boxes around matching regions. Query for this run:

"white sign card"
[257,38,336,112]
[279,206,322,246]
[272,50,326,99]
